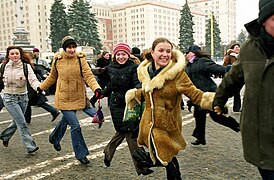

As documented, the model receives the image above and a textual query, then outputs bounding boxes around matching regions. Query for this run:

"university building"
[0,0,236,53]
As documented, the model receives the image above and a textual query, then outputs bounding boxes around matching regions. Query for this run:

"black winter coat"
[185,56,227,92]
[28,65,48,106]
[104,59,141,132]
[96,57,110,88]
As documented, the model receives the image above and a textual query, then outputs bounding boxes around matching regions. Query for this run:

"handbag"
[123,96,144,122]
[92,99,104,129]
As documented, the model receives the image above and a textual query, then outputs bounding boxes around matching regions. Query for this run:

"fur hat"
[113,43,131,56]
[258,0,274,24]
[33,48,39,53]
[61,36,77,50]
[185,45,201,53]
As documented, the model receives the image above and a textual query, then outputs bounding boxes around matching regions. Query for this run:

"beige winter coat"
[40,51,100,110]
[126,50,214,166]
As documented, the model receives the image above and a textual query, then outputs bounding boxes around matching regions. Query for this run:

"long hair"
[145,37,173,60]
[4,46,33,68]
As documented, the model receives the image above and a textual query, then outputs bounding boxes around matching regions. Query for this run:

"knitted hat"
[33,48,39,53]
[185,45,201,53]
[61,36,77,50]
[258,0,274,24]
[113,43,131,56]
[131,47,141,55]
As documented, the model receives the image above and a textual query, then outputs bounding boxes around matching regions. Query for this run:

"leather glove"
[94,89,103,99]
[37,87,43,94]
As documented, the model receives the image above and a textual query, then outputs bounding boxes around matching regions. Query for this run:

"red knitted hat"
[113,43,131,56]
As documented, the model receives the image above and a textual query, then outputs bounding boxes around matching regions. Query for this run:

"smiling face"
[8,48,21,62]
[65,44,77,57]
[115,50,129,64]
[151,42,172,70]
[263,14,274,38]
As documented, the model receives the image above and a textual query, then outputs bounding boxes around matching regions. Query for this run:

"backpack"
[0,62,28,91]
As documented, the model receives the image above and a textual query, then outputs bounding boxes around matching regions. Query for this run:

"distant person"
[33,48,51,71]
[25,56,60,124]
[90,51,110,107]
[0,46,40,154]
[38,36,102,165]
[222,43,242,112]
[131,47,142,61]
[213,0,274,179]
[184,45,240,146]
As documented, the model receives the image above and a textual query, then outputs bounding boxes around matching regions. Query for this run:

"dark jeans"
[258,168,274,180]
[192,106,239,140]
[233,92,241,112]
[40,102,58,115]
[104,131,149,174]
[49,110,89,160]
[25,102,58,123]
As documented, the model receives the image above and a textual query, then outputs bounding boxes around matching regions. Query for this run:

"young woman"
[126,37,216,179]
[101,42,153,176]
[0,46,40,154]
[39,36,101,165]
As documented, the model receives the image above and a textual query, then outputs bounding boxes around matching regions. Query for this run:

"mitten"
[94,89,102,99]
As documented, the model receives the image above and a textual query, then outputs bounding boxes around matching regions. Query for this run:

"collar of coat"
[137,49,186,93]
[54,51,87,60]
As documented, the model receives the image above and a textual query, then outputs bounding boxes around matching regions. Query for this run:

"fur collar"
[137,50,186,92]
[54,51,87,60]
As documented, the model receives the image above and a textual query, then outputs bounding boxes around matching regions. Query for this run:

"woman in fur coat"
[126,37,214,179]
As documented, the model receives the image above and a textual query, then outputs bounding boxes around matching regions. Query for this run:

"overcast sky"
[91,0,259,34]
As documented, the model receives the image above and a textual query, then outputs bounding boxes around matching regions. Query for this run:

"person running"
[38,36,102,165]
[0,46,40,154]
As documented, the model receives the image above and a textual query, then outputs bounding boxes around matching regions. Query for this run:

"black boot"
[166,157,182,180]
[191,139,206,145]
[132,149,163,167]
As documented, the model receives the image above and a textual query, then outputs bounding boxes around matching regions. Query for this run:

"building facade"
[0,0,236,54]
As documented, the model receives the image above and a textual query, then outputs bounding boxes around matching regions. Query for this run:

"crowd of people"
[0,0,274,178]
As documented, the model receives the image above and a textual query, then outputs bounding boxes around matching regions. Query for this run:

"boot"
[166,157,182,180]
[132,149,163,167]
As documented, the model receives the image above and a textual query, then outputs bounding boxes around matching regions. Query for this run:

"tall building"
[188,0,237,46]
[0,0,237,54]
[0,0,54,53]
[109,0,181,50]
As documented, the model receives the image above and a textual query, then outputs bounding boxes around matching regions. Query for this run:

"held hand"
[37,87,43,94]
[214,106,228,115]
[95,89,103,99]
[214,106,222,115]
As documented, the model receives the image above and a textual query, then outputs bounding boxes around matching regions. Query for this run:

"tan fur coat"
[126,50,214,165]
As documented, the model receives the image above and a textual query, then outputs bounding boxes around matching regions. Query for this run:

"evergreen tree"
[178,0,194,52]
[49,0,69,52]
[67,0,102,51]
[205,13,222,58]
[237,29,248,44]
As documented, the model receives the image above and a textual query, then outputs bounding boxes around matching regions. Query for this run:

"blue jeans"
[0,93,37,152]
[39,102,58,115]
[49,110,89,160]
[83,107,96,117]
